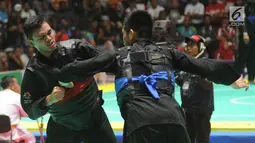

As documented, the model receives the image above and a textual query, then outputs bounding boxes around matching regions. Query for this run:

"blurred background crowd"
[0,0,248,74]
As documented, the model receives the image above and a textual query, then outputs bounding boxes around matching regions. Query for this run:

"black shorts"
[124,124,191,143]
[46,105,117,143]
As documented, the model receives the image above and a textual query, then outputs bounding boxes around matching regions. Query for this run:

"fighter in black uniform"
[20,16,117,143]
[175,35,214,143]
[56,11,248,143]
[111,11,247,143]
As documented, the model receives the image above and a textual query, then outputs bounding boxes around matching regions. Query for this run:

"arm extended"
[59,40,116,75]
[172,49,240,85]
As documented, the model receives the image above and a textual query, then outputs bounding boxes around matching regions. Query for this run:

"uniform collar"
[35,44,63,66]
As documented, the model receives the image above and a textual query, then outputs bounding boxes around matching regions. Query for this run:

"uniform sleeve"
[21,70,49,120]
[171,49,240,85]
[59,40,116,75]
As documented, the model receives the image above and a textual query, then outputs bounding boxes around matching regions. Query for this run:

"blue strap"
[115,71,169,100]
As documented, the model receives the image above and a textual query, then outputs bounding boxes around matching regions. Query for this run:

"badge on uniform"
[182,81,190,90]
[23,92,32,104]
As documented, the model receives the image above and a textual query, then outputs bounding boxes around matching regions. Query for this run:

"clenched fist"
[46,86,66,106]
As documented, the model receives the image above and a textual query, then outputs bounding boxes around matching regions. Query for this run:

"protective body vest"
[115,40,175,101]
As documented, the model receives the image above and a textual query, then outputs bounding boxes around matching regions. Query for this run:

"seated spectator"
[216,17,236,46]
[167,0,184,24]
[184,0,205,25]
[147,0,165,20]
[4,47,23,71]
[0,52,8,72]
[21,46,35,66]
[0,76,36,143]
[20,2,37,22]
[177,16,197,37]
[216,39,235,60]
[205,0,225,26]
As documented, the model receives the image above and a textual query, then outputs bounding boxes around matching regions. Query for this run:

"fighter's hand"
[230,76,249,91]
[46,86,66,106]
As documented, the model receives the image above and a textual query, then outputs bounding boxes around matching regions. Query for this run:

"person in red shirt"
[216,39,235,60]
[205,0,225,25]
[55,24,69,42]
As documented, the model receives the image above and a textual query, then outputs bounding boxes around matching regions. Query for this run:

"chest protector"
[116,42,175,97]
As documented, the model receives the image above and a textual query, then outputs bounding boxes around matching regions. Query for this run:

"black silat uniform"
[21,39,117,143]
[175,55,214,143]
[109,39,240,143]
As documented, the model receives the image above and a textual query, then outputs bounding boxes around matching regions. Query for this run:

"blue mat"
[33,132,255,143]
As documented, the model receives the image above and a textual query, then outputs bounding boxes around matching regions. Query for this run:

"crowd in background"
[0,0,248,73]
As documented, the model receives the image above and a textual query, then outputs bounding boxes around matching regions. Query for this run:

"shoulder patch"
[23,92,33,104]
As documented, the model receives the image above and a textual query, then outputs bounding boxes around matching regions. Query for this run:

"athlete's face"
[185,41,199,57]
[30,22,56,54]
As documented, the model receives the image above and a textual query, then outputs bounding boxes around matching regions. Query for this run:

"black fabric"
[109,39,240,138]
[175,70,214,112]
[124,124,191,143]
[46,105,117,143]
[185,111,212,143]
[21,39,116,132]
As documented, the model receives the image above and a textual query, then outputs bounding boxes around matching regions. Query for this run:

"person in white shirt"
[147,0,165,20]
[184,0,205,24]
[0,76,36,143]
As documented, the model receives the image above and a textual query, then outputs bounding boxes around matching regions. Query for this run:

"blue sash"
[115,71,174,100]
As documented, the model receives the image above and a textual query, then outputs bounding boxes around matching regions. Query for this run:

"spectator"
[53,1,72,27]
[7,4,25,47]
[7,46,24,71]
[98,15,119,45]
[106,2,125,25]
[167,0,184,24]
[177,16,197,37]
[148,0,165,20]
[158,10,168,20]
[0,0,8,23]
[21,46,35,66]
[0,0,8,50]
[147,0,165,20]
[205,0,225,26]
[20,2,37,22]
[184,0,205,25]
[39,2,55,22]
[216,17,236,45]
[199,14,217,58]
[55,18,70,42]
[216,39,235,60]
[89,0,103,22]
[0,52,8,72]
[125,0,138,16]
[0,76,36,143]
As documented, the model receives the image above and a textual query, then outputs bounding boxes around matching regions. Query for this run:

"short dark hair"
[0,76,14,89]
[123,10,153,39]
[24,16,46,40]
